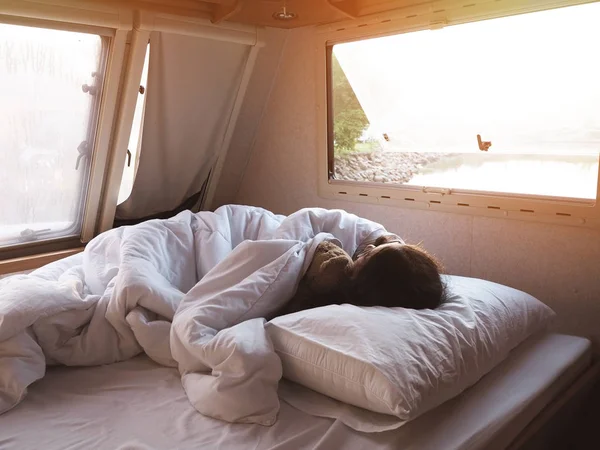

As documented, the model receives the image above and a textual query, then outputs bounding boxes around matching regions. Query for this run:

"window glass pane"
[118,43,150,205]
[0,23,104,246]
[331,3,600,200]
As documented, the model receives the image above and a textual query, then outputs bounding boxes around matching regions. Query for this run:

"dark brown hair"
[348,243,446,310]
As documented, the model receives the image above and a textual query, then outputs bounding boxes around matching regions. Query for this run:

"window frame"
[118,41,150,206]
[0,3,141,260]
[0,1,264,267]
[315,0,600,228]
[0,17,118,253]
[0,22,111,247]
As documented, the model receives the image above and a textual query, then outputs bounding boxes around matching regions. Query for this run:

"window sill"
[0,248,84,277]
[319,179,600,228]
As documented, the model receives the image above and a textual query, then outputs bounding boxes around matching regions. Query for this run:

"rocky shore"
[333,151,447,184]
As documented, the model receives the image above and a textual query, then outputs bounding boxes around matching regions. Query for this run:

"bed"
[1,205,598,448]
[1,332,595,450]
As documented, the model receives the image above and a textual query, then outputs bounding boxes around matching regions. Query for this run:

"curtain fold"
[116,32,249,220]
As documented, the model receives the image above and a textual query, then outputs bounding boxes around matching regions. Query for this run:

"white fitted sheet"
[0,333,591,450]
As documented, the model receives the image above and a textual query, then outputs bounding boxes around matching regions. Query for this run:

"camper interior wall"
[217,25,600,349]
[212,26,288,208]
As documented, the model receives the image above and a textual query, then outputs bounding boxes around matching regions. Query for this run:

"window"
[0,23,106,247]
[324,2,600,223]
[118,43,150,205]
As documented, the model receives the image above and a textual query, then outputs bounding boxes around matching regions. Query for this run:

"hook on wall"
[477,134,492,151]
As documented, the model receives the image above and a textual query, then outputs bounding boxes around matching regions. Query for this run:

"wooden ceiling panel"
[356,0,424,17]
[212,0,426,28]
[77,0,427,28]
[226,0,348,28]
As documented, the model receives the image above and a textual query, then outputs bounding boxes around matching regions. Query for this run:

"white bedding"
[0,205,387,424]
[0,333,590,450]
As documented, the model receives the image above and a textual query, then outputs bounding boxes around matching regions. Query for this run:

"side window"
[118,43,150,205]
[0,23,107,247]
[328,2,600,213]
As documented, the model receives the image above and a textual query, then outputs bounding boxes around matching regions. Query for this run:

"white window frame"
[0,0,263,265]
[315,0,600,228]
[0,1,139,258]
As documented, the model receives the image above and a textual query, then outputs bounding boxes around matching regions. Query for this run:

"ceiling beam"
[211,0,243,23]
[327,0,360,19]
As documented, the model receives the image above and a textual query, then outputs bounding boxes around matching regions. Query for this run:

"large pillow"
[266,275,555,430]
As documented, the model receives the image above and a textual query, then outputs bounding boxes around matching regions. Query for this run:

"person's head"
[347,237,445,310]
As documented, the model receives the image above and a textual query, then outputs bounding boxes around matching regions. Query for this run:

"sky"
[334,2,600,155]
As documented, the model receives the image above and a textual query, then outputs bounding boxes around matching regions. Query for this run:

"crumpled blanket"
[0,205,386,425]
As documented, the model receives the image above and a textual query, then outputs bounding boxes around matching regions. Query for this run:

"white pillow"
[267,275,555,428]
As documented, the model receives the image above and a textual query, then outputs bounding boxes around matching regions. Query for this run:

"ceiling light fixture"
[272,2,297,21]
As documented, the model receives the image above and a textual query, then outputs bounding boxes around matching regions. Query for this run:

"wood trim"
[0,236,83,261]
[125,0,213,20]
[96,25,151,234]
[211,0,242,24]
[81,29,130,241]
[327,0,359,19]
[325,45,335,180]
[147,12,261,46]
[0,248,84,276]
[0,12,115,35]
[0,0,128,29]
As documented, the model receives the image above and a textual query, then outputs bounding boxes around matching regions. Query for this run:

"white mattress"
[0,333,591,450]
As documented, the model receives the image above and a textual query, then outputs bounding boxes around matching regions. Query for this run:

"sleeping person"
[277,233,446,316]
[0,203,445,422]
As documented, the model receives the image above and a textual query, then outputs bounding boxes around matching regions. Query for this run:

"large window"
[0,23,106,247]
[327,2,600,217]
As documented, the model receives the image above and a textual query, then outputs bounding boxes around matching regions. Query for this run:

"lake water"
[406,153,599,200]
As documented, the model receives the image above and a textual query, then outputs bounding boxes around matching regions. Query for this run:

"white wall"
[213,27,288,208]
[224,27,600,347]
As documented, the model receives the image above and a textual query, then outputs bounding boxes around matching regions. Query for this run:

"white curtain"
[116,31,249,220]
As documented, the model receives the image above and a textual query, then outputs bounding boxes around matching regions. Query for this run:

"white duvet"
[0,205,386,425]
